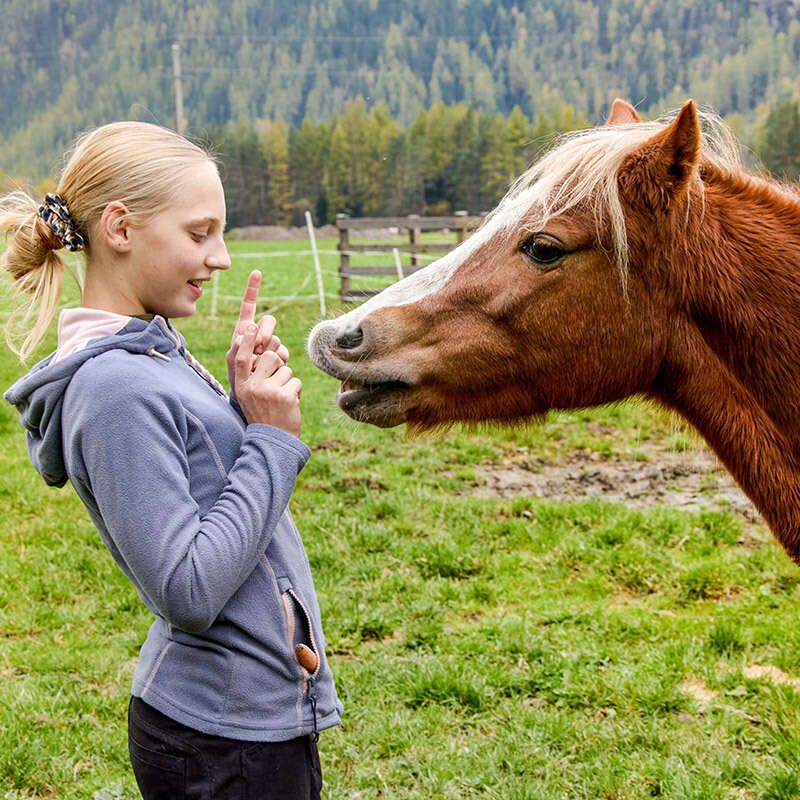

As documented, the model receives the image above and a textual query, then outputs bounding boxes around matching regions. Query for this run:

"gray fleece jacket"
[4,316,342,741]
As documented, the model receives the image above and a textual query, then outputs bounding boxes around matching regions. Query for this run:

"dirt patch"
[473,446,761,522]
[680,676,719,709]
[227,224,339,241]
[743,664,800,690]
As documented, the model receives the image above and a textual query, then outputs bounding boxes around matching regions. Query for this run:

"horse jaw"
[307,212,514,427]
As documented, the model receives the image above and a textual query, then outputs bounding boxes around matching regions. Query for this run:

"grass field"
[2,239,800,799]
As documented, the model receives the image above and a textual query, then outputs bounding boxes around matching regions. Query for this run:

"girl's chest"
[173,361,245,473]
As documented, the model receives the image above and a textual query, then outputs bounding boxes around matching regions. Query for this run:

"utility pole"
[171,41,186,135]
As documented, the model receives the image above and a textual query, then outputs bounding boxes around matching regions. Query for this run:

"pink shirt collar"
[53,308,135,363]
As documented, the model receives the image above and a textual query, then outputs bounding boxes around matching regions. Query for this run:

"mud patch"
[474,447,761,522]
[743,664,800,690]
[680,676,719,709]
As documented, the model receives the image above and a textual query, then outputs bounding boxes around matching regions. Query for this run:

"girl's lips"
[187,281,202,298]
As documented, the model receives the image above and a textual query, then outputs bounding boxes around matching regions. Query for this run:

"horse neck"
[653,172,800,561]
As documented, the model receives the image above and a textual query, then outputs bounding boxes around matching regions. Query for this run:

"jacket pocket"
[277,577,320,678]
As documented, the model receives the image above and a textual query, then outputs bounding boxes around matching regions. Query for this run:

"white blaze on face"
[334,187,541,331]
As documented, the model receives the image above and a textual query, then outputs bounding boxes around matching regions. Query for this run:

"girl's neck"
[80,255,147,317]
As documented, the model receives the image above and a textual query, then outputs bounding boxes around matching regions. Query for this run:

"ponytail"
[0,191,70,363]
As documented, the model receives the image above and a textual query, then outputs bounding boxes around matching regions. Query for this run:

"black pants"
[128,696,322,800]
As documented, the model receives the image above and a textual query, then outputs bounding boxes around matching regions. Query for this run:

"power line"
[178,66,364,76]
[3,31,519,59]
[174,32,518,44]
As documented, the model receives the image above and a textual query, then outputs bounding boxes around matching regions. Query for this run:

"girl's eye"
[519,236,565,268]
[190,232,208,242]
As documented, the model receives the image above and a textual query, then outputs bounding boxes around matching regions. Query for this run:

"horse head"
[308,100,706,431]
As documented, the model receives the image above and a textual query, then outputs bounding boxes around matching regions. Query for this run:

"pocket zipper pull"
[295,643,318,673]
[307,675,319,742]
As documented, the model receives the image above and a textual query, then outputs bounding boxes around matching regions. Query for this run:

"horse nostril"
[335,328,364,350]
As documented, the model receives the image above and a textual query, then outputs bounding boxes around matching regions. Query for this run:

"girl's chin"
[172,305,198,318]
[143,301,198,319]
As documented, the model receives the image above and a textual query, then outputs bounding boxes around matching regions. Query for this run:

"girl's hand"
[234,323,302,436]
[226,271,289,400]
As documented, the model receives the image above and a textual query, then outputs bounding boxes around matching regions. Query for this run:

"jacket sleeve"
[66,360,310,634]
[229,395,248,424]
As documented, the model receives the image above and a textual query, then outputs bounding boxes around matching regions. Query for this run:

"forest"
[2,1,800,224]
[19,97,797,228]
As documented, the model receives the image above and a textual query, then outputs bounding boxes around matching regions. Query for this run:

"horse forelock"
[340,109,743,328]
[490,108,743,284]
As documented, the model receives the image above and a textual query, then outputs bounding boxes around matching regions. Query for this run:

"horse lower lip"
[340,378,407,390]
[337,380,408,403]
[336,381,409,427]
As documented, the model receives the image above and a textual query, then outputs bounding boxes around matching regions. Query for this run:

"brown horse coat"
[309,100,800,563]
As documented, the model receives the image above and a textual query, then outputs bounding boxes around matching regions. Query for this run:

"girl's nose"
[206,247,231,271]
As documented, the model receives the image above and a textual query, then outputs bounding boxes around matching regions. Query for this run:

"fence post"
[337,213,350,302]
[408,214,421,271]
[454,209,468,244]
[392,247,404,281]
[305,210,326,317]
[209,270,219,320]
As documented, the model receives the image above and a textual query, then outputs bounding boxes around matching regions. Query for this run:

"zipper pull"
[307,675,319,742]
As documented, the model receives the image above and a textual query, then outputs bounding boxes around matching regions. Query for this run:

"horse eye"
[520,237,565,268]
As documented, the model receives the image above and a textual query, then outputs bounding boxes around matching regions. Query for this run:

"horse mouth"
[307,319,414,427]
[337,378,410,427]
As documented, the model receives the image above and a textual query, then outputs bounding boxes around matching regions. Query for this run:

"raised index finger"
[236,270,262,334]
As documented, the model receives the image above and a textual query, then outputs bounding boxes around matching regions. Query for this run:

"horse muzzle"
[307,318,413,427]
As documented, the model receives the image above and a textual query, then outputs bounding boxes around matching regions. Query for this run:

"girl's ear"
[99,201,132,252]
[618,100,701,213]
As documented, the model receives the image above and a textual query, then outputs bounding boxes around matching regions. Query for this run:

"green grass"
[2,240,800,798]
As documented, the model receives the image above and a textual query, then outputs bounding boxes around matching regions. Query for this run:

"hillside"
[3,0,800,179]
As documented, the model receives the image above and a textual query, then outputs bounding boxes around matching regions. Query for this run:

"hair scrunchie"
[37,193,86,252]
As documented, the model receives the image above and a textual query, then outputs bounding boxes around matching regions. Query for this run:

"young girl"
[2,122,341,798]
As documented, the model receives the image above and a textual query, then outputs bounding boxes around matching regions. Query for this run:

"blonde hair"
[1,122,214,362]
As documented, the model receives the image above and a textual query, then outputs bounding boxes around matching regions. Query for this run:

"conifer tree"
[259,119,292,225]
[289,118,332,225]
[323,98,397,218]
[760,98,800,180]
[206,125,269,228]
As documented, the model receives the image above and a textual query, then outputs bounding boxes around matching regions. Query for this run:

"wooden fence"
[336,212,484,302]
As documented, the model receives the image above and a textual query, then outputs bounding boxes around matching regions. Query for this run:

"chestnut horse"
[308,100,800,563]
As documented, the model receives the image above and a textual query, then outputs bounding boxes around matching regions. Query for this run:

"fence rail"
[336,212,483,302]
[335,214,483,232]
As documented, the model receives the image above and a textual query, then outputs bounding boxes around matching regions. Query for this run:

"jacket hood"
[4,317,185,487]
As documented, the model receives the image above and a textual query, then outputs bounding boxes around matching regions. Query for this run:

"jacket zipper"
[287,588,321,740]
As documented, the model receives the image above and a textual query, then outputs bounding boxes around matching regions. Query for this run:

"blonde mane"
[491,108,743,286]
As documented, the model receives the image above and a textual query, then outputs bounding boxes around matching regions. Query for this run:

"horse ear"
[607,98,641,125]
[620,100,701,211]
